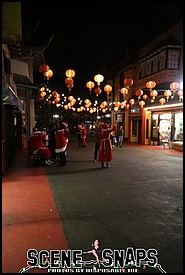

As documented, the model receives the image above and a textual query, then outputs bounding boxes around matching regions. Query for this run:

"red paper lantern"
[135,89,143,100]
[94,87,102,97]
[65,78,73,86]
[124,78,133,88]
[86,81,95,91]
[146,81,156,91]
[104,85,112,94]
[39,64,49,73]
[170,82,180,91]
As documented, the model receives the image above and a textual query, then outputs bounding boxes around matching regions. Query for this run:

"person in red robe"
[98,123,116,168]
[28,131,52,165]
[81,122,87,147]
[55,123,70,167]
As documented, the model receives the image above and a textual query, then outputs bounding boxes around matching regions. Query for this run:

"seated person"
[28,130,53,166]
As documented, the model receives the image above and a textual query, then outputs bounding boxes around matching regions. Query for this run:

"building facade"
[108,20,183,148]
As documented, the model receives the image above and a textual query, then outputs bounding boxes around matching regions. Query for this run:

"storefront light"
[180,82,183,90]
[145,102,183,110]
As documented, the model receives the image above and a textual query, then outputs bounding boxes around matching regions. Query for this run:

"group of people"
[28,122,70,167]
[28,120,124,169]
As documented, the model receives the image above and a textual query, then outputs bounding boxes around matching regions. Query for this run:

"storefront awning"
[13,74,38,90]
[2,83,24,112]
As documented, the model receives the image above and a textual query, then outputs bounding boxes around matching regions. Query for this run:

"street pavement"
[45,135,183,273]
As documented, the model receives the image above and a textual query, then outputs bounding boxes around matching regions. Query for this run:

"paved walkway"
[2,137,183,273]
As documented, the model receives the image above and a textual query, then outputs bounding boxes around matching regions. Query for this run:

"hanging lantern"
[170,81,180,91]
[124,78,133,89]
[39,64,49,73]
[135,89,143,100]
[65,78,73,86]
[64,105,68,110]
[164,90,172,101]
[120,87,128,95]
[104,85,112,94]
[52,91,59,97]
[94,74,104,86]
[54,97,60,103]
[68,95,74,101]
[150,90,158,102]
[115,101,121,107]
[56,103,61,108]
[139,100,145,109]
[102,108,106,113]
[86,81,95,91]
[44,69,53,80]
[143,94,148,101]
[94,87,102,97]
[129,98,135,105]
[120,102,126,108]
[177,90,183,101]
[65,69,75,78]
[159,98,166,105]
[114,106,119,111]
[40,91,46,97]
[170,81,180,98]
[146,81,156,91]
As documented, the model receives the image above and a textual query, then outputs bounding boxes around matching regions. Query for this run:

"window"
[167,49,180,69]
[152,57,158,73]
[140,62,146,78]
[146,61,152,76]
[159,51,166,71]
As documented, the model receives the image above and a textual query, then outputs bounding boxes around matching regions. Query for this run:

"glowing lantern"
[56,103,61,108]
[129,99,135,105]
[94,74,104,86]
[54,97,60,103]
[139,100,145,109]
[68,96,74,101]
[94,87,102,97]
[39,64,49,73]
[120,87,128,95]
[135,89,143,100]
[104,85,112,94]
[102,109,106,113]
[65,69,75,78]
[146,81,156,91]
[115,101,121,107]
[44,69,53,80]
[86,81,95,91]
[52,91,59,97]
[40,91,46,97]
[124,78,133,89]
[159,98,166,105]
[64,105,68,110]
[143,94,148,100]
[170,81,180,91]
[65,78,73,86]
[170,81,180,98]
[114,106,119,111]
[177,90,183,101]
[150,90,158,101]
[164,90,172,101]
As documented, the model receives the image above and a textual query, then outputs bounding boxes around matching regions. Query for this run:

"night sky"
[21,1,183,99]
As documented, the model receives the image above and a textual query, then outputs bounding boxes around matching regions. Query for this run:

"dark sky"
[21,1,183,98]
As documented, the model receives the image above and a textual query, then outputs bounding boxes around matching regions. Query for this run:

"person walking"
[76,125,82,146]
[81,122,87,147]
[93,121,101,162]
[98,123,116,168]
[118,125,124,147]
[55,122,70,167]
